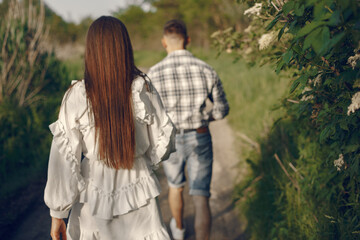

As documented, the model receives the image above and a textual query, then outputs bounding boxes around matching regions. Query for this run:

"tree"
[113,0,245,49]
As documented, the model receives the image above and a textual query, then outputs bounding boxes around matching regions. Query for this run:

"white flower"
[258,31,276,50]
[244,25,252,33]
[347,91,360,115]
[347,53,360,69]
[353,79,360,89]
[300,87,314,101]
[334,154,344,171]
[313,74,322,86]
[244,3,262,16]
[303,87,312,92]
[244,47,253,55]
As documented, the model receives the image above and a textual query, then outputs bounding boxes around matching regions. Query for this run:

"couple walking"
[44,17,229,240]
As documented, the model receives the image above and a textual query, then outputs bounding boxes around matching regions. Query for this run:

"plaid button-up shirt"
[147,50,229,130]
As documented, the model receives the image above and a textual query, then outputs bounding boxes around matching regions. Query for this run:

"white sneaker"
[170,218,185,240]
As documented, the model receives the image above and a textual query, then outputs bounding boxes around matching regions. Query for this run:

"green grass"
[134,50,167,71]
[63,55,84,81]
[199,51,289,141]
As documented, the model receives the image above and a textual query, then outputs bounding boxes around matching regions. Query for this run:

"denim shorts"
[162,130,213,197]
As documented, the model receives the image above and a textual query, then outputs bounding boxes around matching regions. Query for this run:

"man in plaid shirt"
[147,19,229,240]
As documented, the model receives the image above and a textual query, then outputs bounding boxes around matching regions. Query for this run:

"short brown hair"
[163,19,187,40]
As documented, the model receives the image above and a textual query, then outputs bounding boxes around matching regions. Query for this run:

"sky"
[43,0,133,24]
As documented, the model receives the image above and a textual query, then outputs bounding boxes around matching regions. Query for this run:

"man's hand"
[50,217,67,240]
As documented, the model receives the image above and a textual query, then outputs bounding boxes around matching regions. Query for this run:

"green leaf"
[311,27,330,55]
[300,74,308,85]
[276,60,285,74]
[339,121,349,131]
[313,1,327,18]
[309,68,318,77]
[290,79,300,93]
[292,44,303,55]
[340,0,351,9]
[297,21,326,37]
[305,0,318,7]
[266,13,282,31]
[344,144,359,153]
[320,126,331,142]
[294,4,305,16]
[282,2,295,15]
[328,10,341,26]
[283,49,293,64]
[278,22,288,40]
[303,28,322,50]
[350,157,359,178]
[290,75,307,93]
[319,12,333,21]
[328,32,346,48]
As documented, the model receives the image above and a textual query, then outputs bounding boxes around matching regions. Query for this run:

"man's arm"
[208,71,230,121]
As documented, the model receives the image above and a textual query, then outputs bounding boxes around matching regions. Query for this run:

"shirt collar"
[167,49,193,57]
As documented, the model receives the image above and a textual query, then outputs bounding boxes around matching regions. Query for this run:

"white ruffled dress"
[44,76,176,240]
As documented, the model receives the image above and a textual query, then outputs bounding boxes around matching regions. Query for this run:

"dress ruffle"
[150,115,174,167]
[49,120,86,192]
[79,174,161,220]
[144,227,171,240]
[132,77,154,124]
[72,80,86,95]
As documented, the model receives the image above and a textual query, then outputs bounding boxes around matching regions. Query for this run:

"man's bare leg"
[168,186,185,229]
[192,195,211,240]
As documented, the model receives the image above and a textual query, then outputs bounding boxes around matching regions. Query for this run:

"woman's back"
[44,16,175,240]
[44,75,175,239]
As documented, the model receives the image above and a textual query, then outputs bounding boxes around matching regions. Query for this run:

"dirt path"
[9,119,244,240]
[157,118,245,240]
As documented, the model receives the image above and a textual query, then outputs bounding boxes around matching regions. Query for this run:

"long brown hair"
[84,16,140,169]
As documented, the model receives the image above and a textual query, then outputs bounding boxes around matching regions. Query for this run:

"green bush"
[214,0,360,239]
[0,0,69,198]
[236,116,360,239]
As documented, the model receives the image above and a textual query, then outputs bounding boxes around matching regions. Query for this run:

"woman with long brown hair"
[44,16,175,240]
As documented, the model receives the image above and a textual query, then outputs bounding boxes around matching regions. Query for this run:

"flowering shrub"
[214,0,360,238]
[347,92,360,115]
[258,0,359,179]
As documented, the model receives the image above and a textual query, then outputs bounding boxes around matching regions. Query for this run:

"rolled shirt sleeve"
[208,72,230,120]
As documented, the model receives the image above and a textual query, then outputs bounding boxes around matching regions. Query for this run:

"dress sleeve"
[44,84,86,219]
[145,81,176,168]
